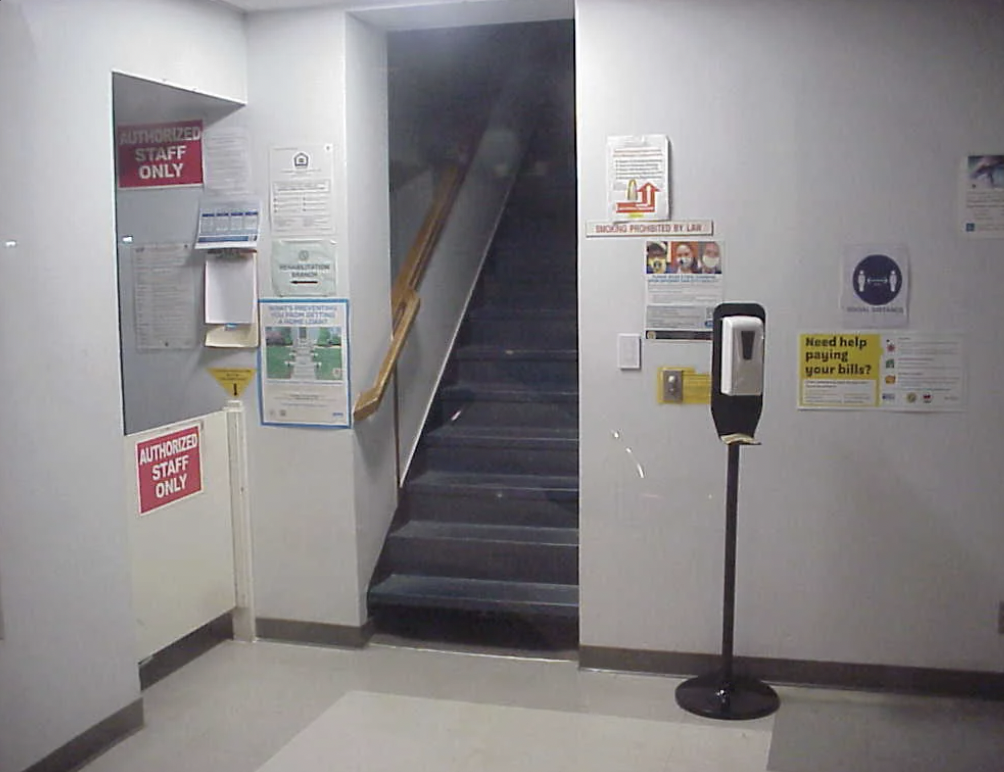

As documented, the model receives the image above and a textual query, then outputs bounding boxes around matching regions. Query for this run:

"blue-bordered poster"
[258,298,351,428]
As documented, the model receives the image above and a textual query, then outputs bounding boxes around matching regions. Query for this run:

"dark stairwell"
[369,31,578,650]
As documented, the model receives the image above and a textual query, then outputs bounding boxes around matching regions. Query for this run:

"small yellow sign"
[683,371,712,404]
[799,333,881,408]
[209,367,256,398]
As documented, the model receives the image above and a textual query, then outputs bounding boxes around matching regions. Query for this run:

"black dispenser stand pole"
[721,442,740,688]
[675,441,779,721]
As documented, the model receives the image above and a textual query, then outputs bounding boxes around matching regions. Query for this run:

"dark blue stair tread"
[441,381,578,402]
[407,470,578,500]
[454,345,577,361]
[392,520,577,545]
[425,424,577,449]
[369,575,578,616]
[468,307,576,321]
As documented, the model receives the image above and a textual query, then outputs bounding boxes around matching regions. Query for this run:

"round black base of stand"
[675,673,780,721]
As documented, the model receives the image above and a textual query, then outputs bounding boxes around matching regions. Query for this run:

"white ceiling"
[214,0,573,29]
[217,0,366,10]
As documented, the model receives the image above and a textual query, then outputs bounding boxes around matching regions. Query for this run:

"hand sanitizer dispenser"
[721,316,764,396]
[711,303,766,439]
[676,300,780,722]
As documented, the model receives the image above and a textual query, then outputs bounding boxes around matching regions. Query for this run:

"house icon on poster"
[293,152,310,170]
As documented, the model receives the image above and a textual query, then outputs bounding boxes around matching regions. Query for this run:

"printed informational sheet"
[117,120,203,189]
[270,144,336,237]
[205,250,257,326]
[271,240,337,297]
[644,240,723,339]
[203,127,252,196]
[196,199,261,249]
[841,244,909,329]
[607,135,669,221]
[798,332,965,411]
[960,154,1004,237]
[259,299,350,428]
[132,243,198,350]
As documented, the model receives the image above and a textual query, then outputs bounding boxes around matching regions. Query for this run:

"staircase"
[369,105,579,649]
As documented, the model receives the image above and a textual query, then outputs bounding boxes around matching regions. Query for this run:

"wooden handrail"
[353,161,470,422]
[354,290,420,421]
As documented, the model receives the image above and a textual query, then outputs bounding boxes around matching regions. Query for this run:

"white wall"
[0,1,246,770]
[577,0,1004,672]
[244,8,373,627]
[343,14,401,601]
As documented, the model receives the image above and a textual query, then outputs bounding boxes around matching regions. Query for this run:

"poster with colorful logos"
[606,135,669,221]
[259,299,350,428]
[798,332,965,411]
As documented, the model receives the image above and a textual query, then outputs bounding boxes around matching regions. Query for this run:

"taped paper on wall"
[841,245,909,329]
[960,154,1004,237]
[798,332,965,411]
[132,243,199,350]
[607,135,669,221]
[645,240,723,339]
[270,144,336,238]
[196,199,261,249]
[271,240,337,297]
[205,250,257,325]
[259,299,350,428]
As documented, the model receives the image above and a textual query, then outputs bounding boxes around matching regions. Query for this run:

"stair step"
[439,381,577,428]
[488,256,577,277]
[426,424,578,446]
[441,381,578,402]
[384,520,578,584]
[468,307,576,321]
[465,309,577,347]
[403,470,578,527]
[480,275,576,302]
[420,424,577,475]
[369,575,578,617]
[454,345,576,361]
[454,345,577,386]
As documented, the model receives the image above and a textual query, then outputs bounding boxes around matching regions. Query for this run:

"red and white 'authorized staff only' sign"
[136,424,203,515]
[117,120,204,188]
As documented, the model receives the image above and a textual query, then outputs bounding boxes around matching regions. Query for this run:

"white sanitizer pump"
[710,303,766,440]
[720,316,764,397]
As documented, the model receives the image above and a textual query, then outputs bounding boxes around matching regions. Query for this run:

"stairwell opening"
[372,19,579,655]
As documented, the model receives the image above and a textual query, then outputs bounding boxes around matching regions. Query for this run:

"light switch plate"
[617,333,642,370]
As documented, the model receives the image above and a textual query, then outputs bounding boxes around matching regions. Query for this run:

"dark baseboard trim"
[579,646,1004,701]
[139,613,234,690]
[21,699,144,772]
[256,617,374,649]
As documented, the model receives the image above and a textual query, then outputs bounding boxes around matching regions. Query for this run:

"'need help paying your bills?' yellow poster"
[798,333,965,411]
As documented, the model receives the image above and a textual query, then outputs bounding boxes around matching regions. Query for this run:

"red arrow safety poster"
[607,134,669,221]
[117,120,204,189]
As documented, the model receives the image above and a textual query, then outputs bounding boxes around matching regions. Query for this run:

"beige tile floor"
[78,640,1001,772]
